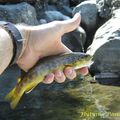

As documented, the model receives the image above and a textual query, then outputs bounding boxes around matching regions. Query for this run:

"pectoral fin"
[25,83,38,94]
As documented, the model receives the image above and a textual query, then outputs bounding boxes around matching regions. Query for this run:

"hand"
[16,13,89,84]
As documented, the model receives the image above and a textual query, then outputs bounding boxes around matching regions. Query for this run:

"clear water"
[0,65,120,120]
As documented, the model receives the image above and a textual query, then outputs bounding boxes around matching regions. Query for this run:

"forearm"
[0,27,13,74]
[0,24,29,74]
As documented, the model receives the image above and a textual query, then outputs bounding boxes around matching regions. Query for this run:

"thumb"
[61,13,81,34]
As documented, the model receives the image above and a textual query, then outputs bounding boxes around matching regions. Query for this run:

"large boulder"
[96,0,120,20]
[87,9,120,85]
[73,0,98,32]
[0,2,38,25]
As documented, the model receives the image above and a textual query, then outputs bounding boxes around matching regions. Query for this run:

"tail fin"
[5,87,24,109]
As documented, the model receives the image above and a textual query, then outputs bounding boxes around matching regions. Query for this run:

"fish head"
[72,52,93,69]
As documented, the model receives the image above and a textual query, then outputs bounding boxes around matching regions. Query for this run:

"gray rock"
[39,10,70,23]
[0,0,37,4]
[0,65,20,101]
[0,2,38,25]
[87,14,120,75]
[56,0,70,6]
[47,4,57,10]
[112,0,120,11]
[69,0,84,7]
[57,5,72,17]
[96,0,120,20]
[96,0,112,19]
[73,0,98,32]
[62,26,86,52]
[39,19,47,24]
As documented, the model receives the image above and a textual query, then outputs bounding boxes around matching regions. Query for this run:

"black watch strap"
[0,21,23,65]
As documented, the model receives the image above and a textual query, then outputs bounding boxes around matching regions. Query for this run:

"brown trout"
[5,52,92,109]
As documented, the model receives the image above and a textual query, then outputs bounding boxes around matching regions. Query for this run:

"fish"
[5,52,92,109]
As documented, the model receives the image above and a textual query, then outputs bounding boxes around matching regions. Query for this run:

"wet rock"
[87,12,120,76]
[0,2,38,25]
[96,0,120,20]
[0,65,20,101]
[69,0,83,7]
[112,0,120,11]
[34,0,70,19]
[39,19,47,24]
[0,0,37,4]
[39,10,70,22]
[62,27,86,52]
[57,5,72,17]
[57,0,70,6]
[96,0,112,20]
[46,4,57,11]
[73,0,98,32]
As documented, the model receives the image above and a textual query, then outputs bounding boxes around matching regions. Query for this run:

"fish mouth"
[74,57,93,70]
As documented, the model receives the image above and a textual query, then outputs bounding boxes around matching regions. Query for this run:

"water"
[0,65,120,120]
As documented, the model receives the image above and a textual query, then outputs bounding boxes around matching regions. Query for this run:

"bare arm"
[0,27,13,74]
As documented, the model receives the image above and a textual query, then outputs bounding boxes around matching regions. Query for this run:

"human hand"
[16,13,89,84]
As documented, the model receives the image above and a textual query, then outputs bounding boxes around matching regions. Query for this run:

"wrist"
[15,24,30,59]
[15,24,38,71]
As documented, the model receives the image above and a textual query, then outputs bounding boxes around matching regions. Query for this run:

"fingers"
[54,70,66,83]
[43,66,87,84]
[64,67,77,80]
[77,67,89,76]
[61,13,81,34]
[42,73,54,84]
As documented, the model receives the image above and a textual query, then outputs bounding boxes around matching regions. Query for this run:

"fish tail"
[5,87,24,109]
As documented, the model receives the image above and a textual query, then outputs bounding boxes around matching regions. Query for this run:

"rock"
[112,9,120,18]
[48,0,70,6]
[46,4,57,11]
[56,0,70,6]
[57,5,72,17]
[73,0,98,32]
[112,0,120,11]
[96,0,120,20]
[34,0,70,19]
[96,0,112,20]
[0,0,37,4]
[0,2,38,25]
[39,19,47,24]
[87,13,120,76]
[39,10,70,23]
[69,0,83,7]
[0,65,20,101]
[62,26,86,52]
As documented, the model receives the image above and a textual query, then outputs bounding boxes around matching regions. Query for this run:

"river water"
[0,65,120,120]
